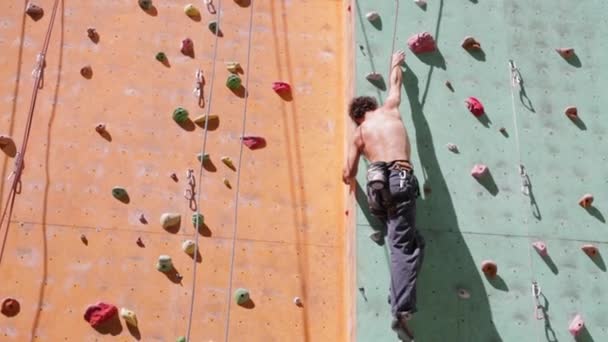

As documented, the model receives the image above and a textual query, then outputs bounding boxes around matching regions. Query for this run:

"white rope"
[223,2,255,341]
[184,0,223,340]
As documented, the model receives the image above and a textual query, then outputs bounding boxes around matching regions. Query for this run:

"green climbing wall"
[354,0,608,341]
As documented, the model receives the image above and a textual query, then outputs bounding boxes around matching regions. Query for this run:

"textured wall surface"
[354,0,608,341]
[0,0,347,341]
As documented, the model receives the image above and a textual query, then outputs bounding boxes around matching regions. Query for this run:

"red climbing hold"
[26,2,44,20]
[407,32,437,54]
[582,244,598,257]
[241,136,266,150]
[465,97,485,117]
[84,302,118,327]
[181,38,194,56]
[578,194,594,208]
[568,314,584,336]
[272,81,291,94]
[532,241,547,256]
[564,106,578,120]
[471,164,488,179]
[461,36,481,51]
[481,260,497,278]
[1,298,20,317]
[556,48,575,59]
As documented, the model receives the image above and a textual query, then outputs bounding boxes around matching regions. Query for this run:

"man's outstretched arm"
[384,50,405,110]
[342,129,363,185]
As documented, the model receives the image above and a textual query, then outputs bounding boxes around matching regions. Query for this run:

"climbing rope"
[223,1,255,341]
[184,0,223,340]
[0,0,61,264]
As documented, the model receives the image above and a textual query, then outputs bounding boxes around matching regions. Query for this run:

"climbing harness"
[193,69,205,108]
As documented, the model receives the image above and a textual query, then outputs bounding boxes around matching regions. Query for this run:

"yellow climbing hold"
[193,114,218,127]
[182,240,196,255]
[120,308,138,327]
[221,156,235,170]
[160,213,181,230]
[184,4,200,17]
[225,61,241,73]
[223,178,231,188]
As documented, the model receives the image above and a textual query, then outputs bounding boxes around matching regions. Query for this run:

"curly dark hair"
[348,96,378,123]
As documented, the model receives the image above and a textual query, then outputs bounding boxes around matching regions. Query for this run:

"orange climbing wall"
[0,0,348,341]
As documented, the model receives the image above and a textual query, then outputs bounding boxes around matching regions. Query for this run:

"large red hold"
[465,97,485,117]
[84,302,118,327]
[272,81,291,93]
[407,32,437,54]
[241,136,265,150]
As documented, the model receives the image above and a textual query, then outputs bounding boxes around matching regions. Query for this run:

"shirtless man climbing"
[342,50,425,342]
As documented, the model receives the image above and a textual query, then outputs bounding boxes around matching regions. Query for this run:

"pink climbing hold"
[465,97,485,117]
[556,48,575,59]
[272,81,291,94]
[481,260,497,278]
[579,194,594,208]
[532,241,547,256]
[84,302,118,328]
[181,38,194,56]
[568,314,584,336]
[407,32,437,54]
[471,164,488,179]
[581,244,598,257]
[241,136,265,150]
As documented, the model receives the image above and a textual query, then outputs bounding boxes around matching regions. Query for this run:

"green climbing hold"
[176,337,186,342]
[192,213,204,229]
[208,20,218,34]
[234,288,250,305]
[197,153,210,164]
[112,187,128,201]
[155,52,167,62]
[173,107,189,123]
[226,75,242,90]
[138,0,153,10]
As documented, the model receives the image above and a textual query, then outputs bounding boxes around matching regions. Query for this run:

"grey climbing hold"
[160,213,181,230]
[365,11,379,22]
[197,153,210,164]
[369,231,383,243]
[192,213,204,229]
[182,240,196,255]
[208,20,218,34]
[111,187,128,201]
[138,0,153,10]
[446,143,458,153]
[156,255,173,272]
[173,107,189,124]
[234,288,250,305]
[365,72,382,82]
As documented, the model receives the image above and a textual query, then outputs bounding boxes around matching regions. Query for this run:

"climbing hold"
[84,302,118,327]
[95,123,106,134]
[139,213,147,223]
[80,65,93,79]
[456,288,470,299]
[119,308,138,327]
[223,178,231,188]
[208,20,219,34]
[192,213,204,229]
[293,297,303,306]
[184,4,200,17]
[556,48,575,59]
[365,11,380,22]
[578,194,594,208]
[365,72,382,82]
[181,38,194,56]
[182,240,196,255]
[226,62,241,73]
[465,97,485,117]
[445,80,454,91]
[1,298,20,317]
[156,255,173,273]
[234,288,250,305]
[407,32,437,54]
[177,337,187,342]
[193,114,218,127]
[461,36,481,50]
[369,231,383,243]
[564,106,578,120]
[111,187,128,201]
[471,164,488,179]
[138,0,153,10]
[0,135,14,148]
[160,213,181,230]
[499,127,507,134]
[155,52,167,62]
[197,153,210,164]
[532,241,547,256]
[87,28,98,41]
[414,0,427,8]
[173,107,189,124]
[568,314,584,336]
[80,234,88,245]
[170,173,178,181]
[481,260,497,277]
[25,2,44,20]
[241,136,265,150]
[221,156,236,170]
[582,244,598,257]
[446,143,458,153]
[136,237,144,247]
[272,81,291,94]
[226,75,242,90]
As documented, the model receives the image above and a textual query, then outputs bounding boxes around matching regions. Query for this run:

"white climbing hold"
[446,143,458,153]
[182,240,196,255]
[160,213,181,230]
[366,11,380,22]
[119,308,138,327]
[532,241,548,256]
[293,297,302,306]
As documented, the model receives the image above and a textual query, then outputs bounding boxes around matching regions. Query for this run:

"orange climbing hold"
[461,36,481,50]
[578,194,594,208]
[564,106,578,119]
[568,314,585,336]
[481,260,497,278]
[581,244,598,257]
[556,48,575,59]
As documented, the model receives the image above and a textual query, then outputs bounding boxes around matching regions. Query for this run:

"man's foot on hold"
[391,314,414,342]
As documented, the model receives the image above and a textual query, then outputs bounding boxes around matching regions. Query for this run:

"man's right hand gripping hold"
[343,51,425,342]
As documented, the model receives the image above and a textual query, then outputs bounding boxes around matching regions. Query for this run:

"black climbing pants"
[366,160,425,318]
